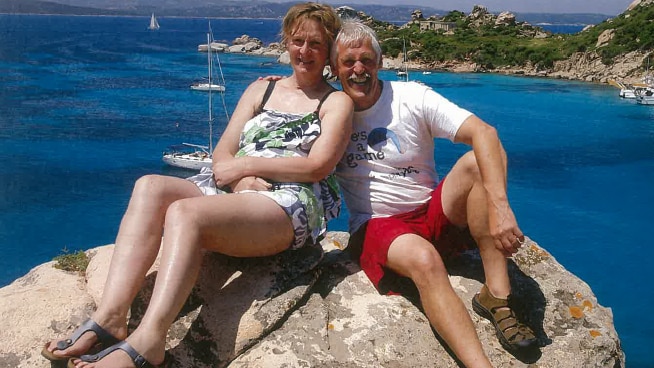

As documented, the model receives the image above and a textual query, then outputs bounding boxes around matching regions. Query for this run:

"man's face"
[334,38,382,111]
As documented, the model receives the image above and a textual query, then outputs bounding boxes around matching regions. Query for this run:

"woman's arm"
[211,79,267,164]
[210,80,272,191]
[213,90,353,187]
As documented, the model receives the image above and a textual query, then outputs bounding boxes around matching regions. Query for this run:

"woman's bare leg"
[72,192,295,367]
[47,174,201,359]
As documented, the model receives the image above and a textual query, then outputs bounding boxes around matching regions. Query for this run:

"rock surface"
[0,232,624,367]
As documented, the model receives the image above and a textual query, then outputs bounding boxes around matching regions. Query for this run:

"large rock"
[0,232,624,367]
[495,12,516,27]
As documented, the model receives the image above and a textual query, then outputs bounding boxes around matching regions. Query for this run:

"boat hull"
[190,83,225,92]
[162,153,212,170]
[635,87,654,105]
[620,89,636,99]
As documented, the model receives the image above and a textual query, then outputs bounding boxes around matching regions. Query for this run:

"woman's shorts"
[186,167,313,250]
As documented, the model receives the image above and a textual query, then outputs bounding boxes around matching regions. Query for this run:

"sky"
[321,0,636,15]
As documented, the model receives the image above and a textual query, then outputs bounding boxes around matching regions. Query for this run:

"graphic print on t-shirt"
[367,127,404,154]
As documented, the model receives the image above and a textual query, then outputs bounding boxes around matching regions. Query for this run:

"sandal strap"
[79,341,155,368]
[472,285,537,349]
[56,319,118,351]
[493,308,536,343]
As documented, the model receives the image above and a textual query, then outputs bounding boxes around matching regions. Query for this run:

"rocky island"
[0,232,624,367]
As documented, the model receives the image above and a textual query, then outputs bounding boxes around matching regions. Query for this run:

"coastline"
[382,52,648,87]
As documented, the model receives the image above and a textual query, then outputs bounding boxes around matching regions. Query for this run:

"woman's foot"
[42,317,127,361]
[68,332,165,368]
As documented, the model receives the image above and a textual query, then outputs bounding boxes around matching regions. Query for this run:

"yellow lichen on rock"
[569,305,584,319]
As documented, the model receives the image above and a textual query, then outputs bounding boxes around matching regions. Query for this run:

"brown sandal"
[472,284,537,351]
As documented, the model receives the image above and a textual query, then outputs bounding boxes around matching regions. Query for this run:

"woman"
[41,3,353,367]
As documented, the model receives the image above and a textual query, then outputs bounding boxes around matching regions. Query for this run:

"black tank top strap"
[256,80,276,114]
[314,87,337,114]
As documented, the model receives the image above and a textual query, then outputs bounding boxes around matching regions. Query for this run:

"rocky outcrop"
[491,50,649,84]
[628,0,654,11]
[468,5,494,28]
[0,232,624,367]
[596,29,615,48]
[495,11,516,27]
[198,34,284,58]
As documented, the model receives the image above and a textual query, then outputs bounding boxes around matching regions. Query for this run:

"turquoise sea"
[1,15,652,366]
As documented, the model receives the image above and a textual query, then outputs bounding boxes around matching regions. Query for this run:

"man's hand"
[258,75,284,82]
[488,201,524,257]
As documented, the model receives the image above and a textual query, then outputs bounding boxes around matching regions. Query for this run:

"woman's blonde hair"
[280,2,341,52]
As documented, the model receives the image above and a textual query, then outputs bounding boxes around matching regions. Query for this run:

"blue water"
[1,14,652,366]
[539,24,586,34]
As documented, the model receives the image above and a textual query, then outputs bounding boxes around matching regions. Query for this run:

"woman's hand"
[212,158,244,188]
[230,176,272,192]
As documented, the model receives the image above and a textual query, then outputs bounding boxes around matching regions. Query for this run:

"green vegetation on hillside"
[559,4,654,65]
[371,3,654,70]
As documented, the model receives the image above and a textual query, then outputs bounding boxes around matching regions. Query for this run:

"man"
[331,19,537,367]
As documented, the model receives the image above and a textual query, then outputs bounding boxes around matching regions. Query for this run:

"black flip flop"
[41,319,120,362]
[68,340,159,368]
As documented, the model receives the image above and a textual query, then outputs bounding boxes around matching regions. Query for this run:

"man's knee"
[389,241,446,282]
[458,151,482,180]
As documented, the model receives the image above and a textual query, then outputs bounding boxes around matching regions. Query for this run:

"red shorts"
[354,178,473,296]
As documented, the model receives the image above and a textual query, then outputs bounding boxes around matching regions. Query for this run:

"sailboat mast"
[403,38,408,81]
[207,33,214,154]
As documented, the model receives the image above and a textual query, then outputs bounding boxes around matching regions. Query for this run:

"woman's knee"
[132,174,167,199]
[164,199,201,228]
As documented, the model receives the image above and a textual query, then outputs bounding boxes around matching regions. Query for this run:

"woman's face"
[286,18,330,76]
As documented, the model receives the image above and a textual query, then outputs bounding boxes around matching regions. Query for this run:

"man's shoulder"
[387,80,434,97]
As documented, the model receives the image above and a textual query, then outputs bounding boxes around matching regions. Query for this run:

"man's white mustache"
[348,73,371,81]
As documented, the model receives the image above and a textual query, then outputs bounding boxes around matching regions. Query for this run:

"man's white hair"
[331,18,383,67]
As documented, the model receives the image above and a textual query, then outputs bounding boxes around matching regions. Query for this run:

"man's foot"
[472,284,538,352]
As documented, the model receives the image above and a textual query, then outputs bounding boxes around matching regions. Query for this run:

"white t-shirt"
[336,80,472,232]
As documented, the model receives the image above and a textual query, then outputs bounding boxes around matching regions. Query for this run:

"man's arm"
[454,115,523,255]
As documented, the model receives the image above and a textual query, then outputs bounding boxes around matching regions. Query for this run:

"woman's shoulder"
[321,89,353,113]
[318,89,353,123]
[323,89,353,105]
[244,78,274,95]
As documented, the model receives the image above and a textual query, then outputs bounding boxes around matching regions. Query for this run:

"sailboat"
[396,38,409,82]
[148,13,160,30]
[163,31,230,170]
[191,33,226,92]
[636,57,654,105]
